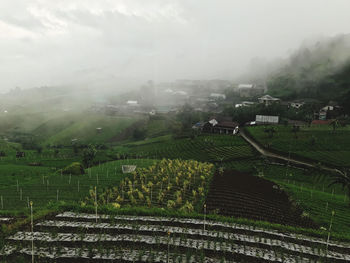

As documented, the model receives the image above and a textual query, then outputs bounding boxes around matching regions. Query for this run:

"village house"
[290,101,305,109]
[202,118,239,135]
[258,95,281,106]
[315,101,342,120]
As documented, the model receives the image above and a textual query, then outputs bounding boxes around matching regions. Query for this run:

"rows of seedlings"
[34,219,350,261]
[2,211,350,262]
[56,212,350,251]
[6,231,313,263]
[1,245,225,263]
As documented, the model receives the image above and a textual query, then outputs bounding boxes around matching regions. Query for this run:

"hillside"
[0,110,143,147]
[265,34,350,108]
[35,114,142,146]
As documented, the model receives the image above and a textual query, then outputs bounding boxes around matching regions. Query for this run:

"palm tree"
[328,169,350,204]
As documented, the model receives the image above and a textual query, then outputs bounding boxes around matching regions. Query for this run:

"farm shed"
[255,115,279,124]
[122,165,137,174]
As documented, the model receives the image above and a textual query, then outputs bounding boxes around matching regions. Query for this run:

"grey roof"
[259,95,280,101]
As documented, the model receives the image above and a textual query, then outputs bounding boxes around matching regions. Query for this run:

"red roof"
[311,120,333,125]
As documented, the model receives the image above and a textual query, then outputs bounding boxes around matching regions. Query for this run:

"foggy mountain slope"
[38,114,142,146]
[0,112,53,134]
[265,34,350,102]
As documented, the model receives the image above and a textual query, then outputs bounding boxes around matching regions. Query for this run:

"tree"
[82,145,97,168]
[62,162,85,175]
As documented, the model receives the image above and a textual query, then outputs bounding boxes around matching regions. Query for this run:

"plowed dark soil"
[206,170,317,228]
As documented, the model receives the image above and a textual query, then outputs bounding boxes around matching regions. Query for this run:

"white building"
[127,100,138,105]
[258,95,280,106]
[210,93,226,100]
[255,115,279,124]
[290,102,304,109]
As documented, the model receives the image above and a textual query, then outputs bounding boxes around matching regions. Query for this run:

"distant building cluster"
[85,78,345,130]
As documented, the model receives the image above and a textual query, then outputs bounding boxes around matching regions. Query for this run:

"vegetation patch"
[84,159,214,213]
[62,162,85,175]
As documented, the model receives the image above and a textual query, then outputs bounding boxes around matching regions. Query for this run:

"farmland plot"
[116,134,256,163]
[205,170,316,228]
[0,159,155,212]
[84,159,215,213]
[2,211,350,262]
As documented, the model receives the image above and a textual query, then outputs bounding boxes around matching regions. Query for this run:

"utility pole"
[30,201,34,263]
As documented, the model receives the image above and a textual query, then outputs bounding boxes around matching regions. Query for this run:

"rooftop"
[259,95,280,101]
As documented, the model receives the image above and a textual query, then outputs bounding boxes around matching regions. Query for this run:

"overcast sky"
[0,0,350,92]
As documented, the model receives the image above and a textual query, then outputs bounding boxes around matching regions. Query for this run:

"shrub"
[62,162,85,175]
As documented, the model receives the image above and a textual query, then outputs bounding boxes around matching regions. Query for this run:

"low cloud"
[0,0,350,91]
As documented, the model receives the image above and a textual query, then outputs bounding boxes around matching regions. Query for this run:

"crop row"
[35,219,350,261]
[7,231,313,263]
[123,135,254,162]
[1,245,223,262]
[295,150,350,167]
[56,212,350,251]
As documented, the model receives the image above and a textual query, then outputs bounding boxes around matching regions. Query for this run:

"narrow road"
[239,128,342,174]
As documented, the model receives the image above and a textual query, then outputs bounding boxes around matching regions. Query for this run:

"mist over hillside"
[246,34,350,104]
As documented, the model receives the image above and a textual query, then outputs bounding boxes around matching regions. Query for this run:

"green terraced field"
[246,125,350,167]
[115,134,256,162]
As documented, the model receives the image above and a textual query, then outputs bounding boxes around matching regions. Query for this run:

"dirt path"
[239,128,342,174]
